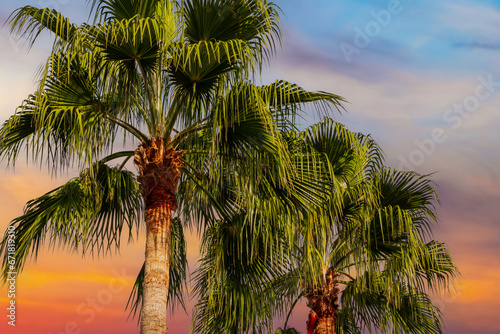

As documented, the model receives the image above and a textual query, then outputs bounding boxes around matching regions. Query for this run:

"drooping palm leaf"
[0,162,141,280]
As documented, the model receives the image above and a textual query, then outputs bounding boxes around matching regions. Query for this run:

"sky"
[1,0,500,333]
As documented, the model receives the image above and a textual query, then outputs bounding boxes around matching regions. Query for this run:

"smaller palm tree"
[273,119,459,334]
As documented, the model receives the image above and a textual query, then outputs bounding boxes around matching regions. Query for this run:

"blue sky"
[276,0,500,75]
[1,1,500,333]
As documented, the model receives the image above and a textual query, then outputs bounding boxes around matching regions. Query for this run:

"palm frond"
[341,273,443,334]
[8,6,78,47]
[183,0,281,67]
[373,169,438,238]
[192,213,289,334]
[91,0,162,21]
[0,162,142,281]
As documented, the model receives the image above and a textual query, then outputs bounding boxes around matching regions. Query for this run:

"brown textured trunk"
[134,138,182,334]
[315,314,336,334]
[141,191,172,334]
[306,268,340,334]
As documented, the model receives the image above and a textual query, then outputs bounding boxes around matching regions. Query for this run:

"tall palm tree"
[192,118,459,334]
[0,1,344,333]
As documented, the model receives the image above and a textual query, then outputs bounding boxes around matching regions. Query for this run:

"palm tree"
[276,119,459,334]
[192,118,458,334]
[0,1,344,333]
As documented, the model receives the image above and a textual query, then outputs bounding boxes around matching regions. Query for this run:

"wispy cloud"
[453,41,500,50]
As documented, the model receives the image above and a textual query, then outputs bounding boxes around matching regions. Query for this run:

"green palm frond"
[8,6,78,46]
[0,46,155,170]
[91,0,163,21]
[305,119,372,183]
[183,0,281,66]
[0,162,141,281]
[340,272,443,334]
[0,91,108,170]
[178,130,336,241]
[268,267,303,318]
[383,240,458,295]
[0,108,36,164]
[262,80,346,119]
[167,41,240,120]
[87,17,165,71]
[373,169,438,238]
[192,213,289,334]
[335,309,362,334]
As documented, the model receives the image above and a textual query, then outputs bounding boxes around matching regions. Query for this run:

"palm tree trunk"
[315,314,336,334]
[306,268,340,334]
[135,138,183,334]
[142,188,172,333]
